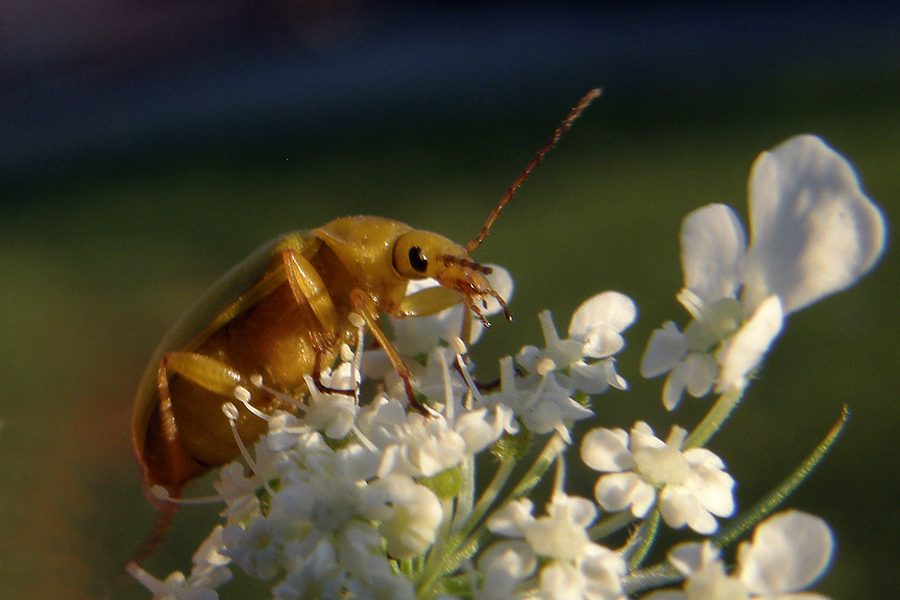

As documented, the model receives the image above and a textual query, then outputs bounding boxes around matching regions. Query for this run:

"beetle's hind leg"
[149,351,248,488]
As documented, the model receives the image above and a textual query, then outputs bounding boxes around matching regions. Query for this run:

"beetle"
[132,89,600,493]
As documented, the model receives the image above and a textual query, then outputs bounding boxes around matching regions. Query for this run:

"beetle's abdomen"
[167,279,353,469]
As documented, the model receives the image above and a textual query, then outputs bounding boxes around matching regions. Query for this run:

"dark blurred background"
[2,2,898,599]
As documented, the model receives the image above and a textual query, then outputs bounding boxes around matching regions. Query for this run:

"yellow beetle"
[132,217,507,490]
[132,90,599,492]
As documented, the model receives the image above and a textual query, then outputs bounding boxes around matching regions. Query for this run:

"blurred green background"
[2,2,898,599]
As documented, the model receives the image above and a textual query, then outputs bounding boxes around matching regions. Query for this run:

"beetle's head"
[392,229,510,327]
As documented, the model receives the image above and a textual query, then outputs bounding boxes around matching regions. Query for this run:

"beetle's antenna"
[466,88,601,254]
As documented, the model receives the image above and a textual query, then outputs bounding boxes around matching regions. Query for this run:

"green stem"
[417,454,517,596]
[588,511,635,539]
[416,433,565,596]
[685,387,743,448]
[465,455,518,535]
[627,510,661,570]
[713,406,849,548]
[623,562,682,596]
[509,432,567,499]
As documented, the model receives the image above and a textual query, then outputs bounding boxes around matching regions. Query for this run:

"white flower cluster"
[129,135,885,600]
[641,135,885,410]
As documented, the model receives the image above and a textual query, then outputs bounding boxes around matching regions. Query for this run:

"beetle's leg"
[152,352,243,488]
[280,248,355,398]
[310,350,357,399]
[282,248,339,348]
[396,286,463,318]
[397,286,479,344]
[350,289,426,414]
[161,351,243,396]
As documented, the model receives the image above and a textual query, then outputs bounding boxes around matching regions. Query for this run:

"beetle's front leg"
[280,248,356,398]
[282,248,339,349]
[396,286,463,318]
[397,286,476,346]
[350,289,426,414]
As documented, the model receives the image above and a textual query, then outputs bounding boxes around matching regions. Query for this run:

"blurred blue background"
[2,2,898,599]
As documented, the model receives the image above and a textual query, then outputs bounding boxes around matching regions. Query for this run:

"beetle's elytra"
[132,90,600,492]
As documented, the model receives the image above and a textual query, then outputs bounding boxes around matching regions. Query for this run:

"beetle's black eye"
[408,246,428,272]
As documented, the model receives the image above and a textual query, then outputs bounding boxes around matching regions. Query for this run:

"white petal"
[629,480,659,518]
[571,360,619,395]
[680,203,747,304]
[487,498,536,537]
[683,447,726,471]
[581,543,627,598]
[594,472,653,516]
[601,359,628,391]
[660,486,719,534]
[742,135,886,314]
[516,345,543,373]
[738,510,834,595]
[629,421,666,451]
[568,291,637,339]
[662,366,689,411]
[478,540,537,583]
[581,427,634,472]
[683,352,718,398]
[687,471,735,518]
[580,325,626,359]
[641,322,689,378]
[662,352,717,411]
[538,562,582,600]
[553,494,599,529]
[367,476,443,560]
[716,295,784,392]
[667,541,721,577]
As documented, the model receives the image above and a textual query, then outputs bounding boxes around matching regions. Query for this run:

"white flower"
[646,511,834,600]
[642,135,886,409]
[271,538,345,600]
[126,564,232,600]
[127,526,233,600]
[274,440,380,533]
[581,422,735,534]
[222,515,288,581]
[486,493,627,600]
[736,511,834,599]
[213,462,262,523]
[358,350,511,479]
[302,361,360,439]
[475,541,537,600]
[363,474,444,560]
[359,265,513,374]
[414,345,472,406]
[518,291,636,395]
[538,544,627,600]
[482,355,593,443]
